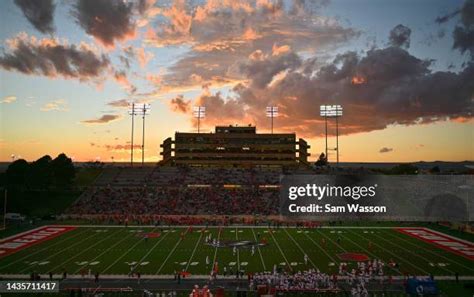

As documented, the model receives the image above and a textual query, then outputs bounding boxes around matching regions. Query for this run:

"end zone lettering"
[397,228,474,260]
[0,226,76,257]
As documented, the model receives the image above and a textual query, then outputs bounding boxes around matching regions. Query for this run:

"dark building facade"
[160,126,310,167]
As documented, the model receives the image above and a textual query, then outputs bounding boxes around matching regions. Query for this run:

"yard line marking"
[268,228,291,270]
[336,230,401,275]
[0,228,89,270]
[155,237,183,275]
[373,231,454,274]
[73,229,135,274]
[155,226,194,275]
[135,231,170,269]
[102,226,160,274]
[284,228,317,269]
[348,229,429,275]
[185,230,203,272]
[315,229,347,252]
[302,230,337,263]
[387,230,474,272]
[47,228,122,273]
[18,230,104,273]
[235,227,240,272]
[251,228,266,271]
[211,228,222,275]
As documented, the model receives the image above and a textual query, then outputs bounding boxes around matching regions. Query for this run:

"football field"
[0,226,472,278]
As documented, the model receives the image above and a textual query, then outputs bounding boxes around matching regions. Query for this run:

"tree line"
[2,153,75,190]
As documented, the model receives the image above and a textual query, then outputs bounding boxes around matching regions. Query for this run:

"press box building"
[160,126,310,167]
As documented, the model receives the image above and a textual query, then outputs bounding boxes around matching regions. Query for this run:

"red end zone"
[396,227,474,260]
[0,226,76,258]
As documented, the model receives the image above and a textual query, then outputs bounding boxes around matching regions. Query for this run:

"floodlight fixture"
[266,106,278,133]
[193,106,206,133]
[128,102,151,166]
[320,105,343,117]
[320,104,343,165]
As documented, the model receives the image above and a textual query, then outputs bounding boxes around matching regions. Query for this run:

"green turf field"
[0,226,472,277]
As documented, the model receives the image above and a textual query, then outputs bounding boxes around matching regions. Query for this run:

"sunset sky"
[0,0,473,163]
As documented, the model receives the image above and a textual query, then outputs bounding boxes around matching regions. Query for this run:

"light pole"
[193,106,206,133]
[128,103,136,167]
[320,105,343,165]
[2,189,6,230]
[320,106,328,159]
[140,104,151,166]
[129,103,150,167]
[266,106,278,134]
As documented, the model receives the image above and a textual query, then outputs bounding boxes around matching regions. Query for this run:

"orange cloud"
[40,99,69,112]
[146,73,162,85]
[136,47,154,68]
[351,75,367,85]
[104,144,142,152]
[144,0,357,93]
[107,99,130,108]
[272,44,291,56]
[169,95,191,113]
[81,114,122,125]
[1,96,17,104]
[114,71,136,93]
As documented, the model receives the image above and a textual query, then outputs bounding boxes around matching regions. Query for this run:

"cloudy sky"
[0,0,473,163]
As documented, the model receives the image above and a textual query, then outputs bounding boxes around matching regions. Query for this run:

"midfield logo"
[205,240,267,249]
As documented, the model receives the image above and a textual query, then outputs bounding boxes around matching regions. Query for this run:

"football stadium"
[1,0,474,296]
[0,132,473,296]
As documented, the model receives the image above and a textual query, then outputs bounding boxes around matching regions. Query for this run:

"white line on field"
[251,228,266,271]
[73,229,135,274]
[348,229,429,275]
[0,228,89,270]
[283,228,317,269]
[335,230,402,275]
[373,231,454,274]
[314,229,347,252]
[235,227,240,272]
[268,228,291,269]
[388,231,474,272]
[47,228,122,273]
[102,226,160,274]
[421,227,474,246]
[185,230,203,271]
[0,226,51,242]
[302,231,337,264]
[155,237,183,275]
[211,228,222,275]
[135,231,170,268]
[18,230,102,273]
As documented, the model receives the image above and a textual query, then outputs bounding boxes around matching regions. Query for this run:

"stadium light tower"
[320,105,343,165]
[193,106,206,133]
[266,106,278,134]
[129,103,151,166]
[128,103,137,167]
[138,104,151,166]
